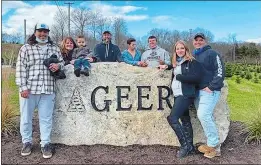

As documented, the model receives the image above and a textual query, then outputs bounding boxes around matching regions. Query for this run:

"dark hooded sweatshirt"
[193,45,225,91]
[93,41,122,62]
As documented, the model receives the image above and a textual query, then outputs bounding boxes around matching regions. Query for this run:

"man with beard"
[93,31,122,62]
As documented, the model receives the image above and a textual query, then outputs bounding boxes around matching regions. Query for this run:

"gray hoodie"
[141,46,171,67]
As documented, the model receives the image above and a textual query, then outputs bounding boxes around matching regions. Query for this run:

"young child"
[72,36,94,77]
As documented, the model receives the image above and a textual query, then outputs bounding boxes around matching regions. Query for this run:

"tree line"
[2,6,261,65]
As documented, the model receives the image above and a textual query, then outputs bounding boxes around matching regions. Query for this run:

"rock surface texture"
[51,63,230,146]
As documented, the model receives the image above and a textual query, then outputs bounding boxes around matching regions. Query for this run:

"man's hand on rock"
[158,64,168,70]
[139,61,148,67]
[159,60,165,65]
[86,57,94,63]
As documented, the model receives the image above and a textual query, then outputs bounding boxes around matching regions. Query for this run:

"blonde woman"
[159,40,203,158]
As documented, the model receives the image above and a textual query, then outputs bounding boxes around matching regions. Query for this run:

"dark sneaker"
[74,68,81,77]
[41,143,54,159]
[21,142,32,156]
[81,68,89,76]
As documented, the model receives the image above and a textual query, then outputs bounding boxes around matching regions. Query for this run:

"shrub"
[259,75,261,79]
[1,68,18,135]
[240,72,245,78]
[235,76,241,84]
[245,72,252,80]
[254,77,259,83]
[242,108,261,145]
[1,89,18,135]
[225,63,233,77]
[235,69,241,76]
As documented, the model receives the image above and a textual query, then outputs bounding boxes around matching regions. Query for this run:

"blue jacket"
[193,45,225,91]
[121,49,141,66]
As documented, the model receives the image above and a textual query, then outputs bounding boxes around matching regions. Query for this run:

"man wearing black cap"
[192,33,225,159]
[15,23,64,159]
[93,31,122,62]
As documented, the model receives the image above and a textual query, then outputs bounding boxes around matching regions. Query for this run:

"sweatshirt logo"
[216,55,223,77]
[150,51,157,56]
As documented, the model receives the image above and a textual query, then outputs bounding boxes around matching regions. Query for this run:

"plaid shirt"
[15,43,64,94]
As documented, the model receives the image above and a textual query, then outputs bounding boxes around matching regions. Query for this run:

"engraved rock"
[51,63,230,146]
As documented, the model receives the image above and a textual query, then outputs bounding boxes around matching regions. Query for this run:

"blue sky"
[2,1,261,43]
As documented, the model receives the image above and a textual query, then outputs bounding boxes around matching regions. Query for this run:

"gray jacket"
[72,46,93,59]
[141,46,171,67]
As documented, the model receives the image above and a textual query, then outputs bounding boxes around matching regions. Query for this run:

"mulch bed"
[2,113,261,164]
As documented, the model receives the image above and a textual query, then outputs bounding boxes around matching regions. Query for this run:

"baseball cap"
[194,33,205,39]
[103,31,111,35]
[35,23,50,32]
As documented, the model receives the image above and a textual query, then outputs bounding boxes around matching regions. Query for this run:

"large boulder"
[51,63,230,146]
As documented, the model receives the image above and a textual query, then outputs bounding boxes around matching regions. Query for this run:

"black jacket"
[193,45,225,91]
[167,59,203,97]
[62,49,74,66]
[93,41,122,62]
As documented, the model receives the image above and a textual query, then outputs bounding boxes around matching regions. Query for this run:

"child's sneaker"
[21,142,33,156]
[74,68,81,77]
[81,68,89,76]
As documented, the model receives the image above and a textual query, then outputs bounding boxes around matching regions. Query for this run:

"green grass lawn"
[227,76,261,122]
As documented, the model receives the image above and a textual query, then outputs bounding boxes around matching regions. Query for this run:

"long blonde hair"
[172,40,194,67]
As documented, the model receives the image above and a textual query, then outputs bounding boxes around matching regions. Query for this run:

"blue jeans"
[194,90,220,147]
[19,93,55,147]
[74,57,91,70]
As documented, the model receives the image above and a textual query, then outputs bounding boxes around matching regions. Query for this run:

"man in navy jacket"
[192,33,225,159]
[93,31,122,62]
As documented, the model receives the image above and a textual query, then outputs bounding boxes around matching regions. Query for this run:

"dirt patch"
[2,113,261,164]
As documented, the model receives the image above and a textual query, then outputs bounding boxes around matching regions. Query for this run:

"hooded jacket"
[193,45,225,91]
[93,41,122,62]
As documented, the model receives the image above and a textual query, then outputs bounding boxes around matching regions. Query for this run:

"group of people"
[15,23,225,159]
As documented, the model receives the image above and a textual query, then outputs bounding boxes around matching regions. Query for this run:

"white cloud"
[246,38,261,44]
[151,15,191,30]
[151,15,176,28]
[2,2,148,36]
[3,4,67,35]
[86,2,148,21]
[122,15,148,21]
[2,1,32,15]
[152,16,172,23]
